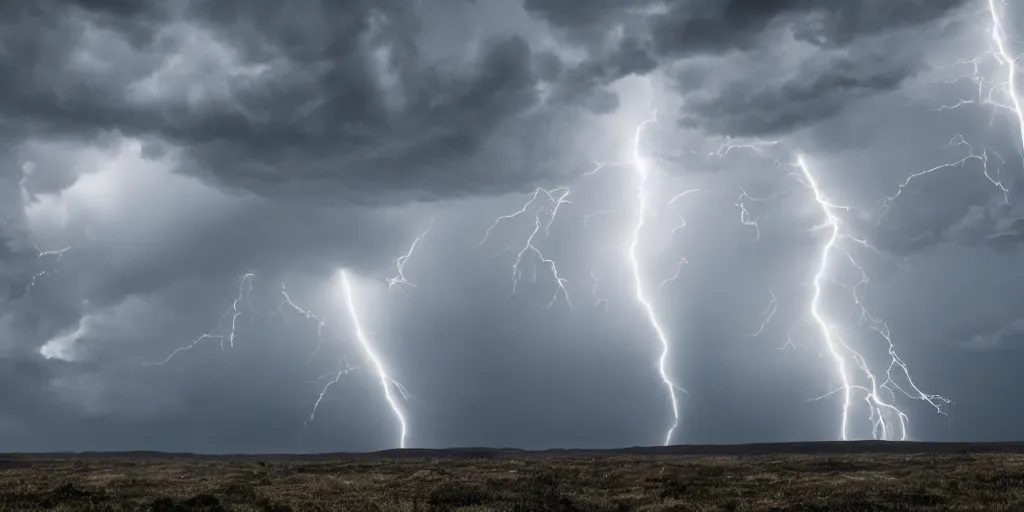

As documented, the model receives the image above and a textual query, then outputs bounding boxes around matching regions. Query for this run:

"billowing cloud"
[652,0,971,138]
[677,43,926,137]
[649,0,971,57]
[0,0,602,203]
[1,0,1023,453]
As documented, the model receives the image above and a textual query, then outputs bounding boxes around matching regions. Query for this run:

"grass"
[1,444,1023,511]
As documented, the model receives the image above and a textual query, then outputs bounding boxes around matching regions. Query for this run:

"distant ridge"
[4,441,1024,460]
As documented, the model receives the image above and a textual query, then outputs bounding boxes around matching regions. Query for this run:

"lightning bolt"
[387,217,433,296]
[735,187,763,242]
[475,187,573,308]
[882,135,1008,207]
[27,245,70,292]
[919,0,1021,202]
[273,283,328,363]
[144,273,254,366]
[713,136,779,158]
[789,155,950,441]
[987,0,1024,155]
[627,111,685,446]
[750,288,778,337]
[305,356,361,427]
[657,258,688,294]
[339,269,409,448]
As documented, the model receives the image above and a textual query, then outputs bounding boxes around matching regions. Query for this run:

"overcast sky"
[2,0,1023,454]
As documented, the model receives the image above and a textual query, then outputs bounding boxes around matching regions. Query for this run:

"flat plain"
[1,441,1023,511]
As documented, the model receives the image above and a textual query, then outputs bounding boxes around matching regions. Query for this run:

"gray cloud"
[544,37,659,114]
[522,0,659,42]
[677,43,926,137]
[649,0,971,57]
[1,0,1023,454]
[652,0,971,138]
[964,317,1024,350]
[0,0,597,203]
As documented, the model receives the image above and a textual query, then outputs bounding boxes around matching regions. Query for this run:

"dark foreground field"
[2,442,1024,511]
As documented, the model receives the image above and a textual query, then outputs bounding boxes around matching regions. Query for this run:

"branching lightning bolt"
[340,269,410,448]
[735,187,764,242]
[475,187,573,308]
[627,111,685,446]
[883,135,1008,207]
[987,0,1024,155]
[789,155,950,441]
[273,283,328,363]
[144,273,254,366]
[27,245,70,292]
[920,0,1022,203]
[305,356,361,427]
[388,217,433,296]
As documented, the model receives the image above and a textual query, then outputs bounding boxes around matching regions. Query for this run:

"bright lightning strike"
[627,111,685,446]
[790,155,949,441]
[144,273,254,366]
[339,270,410,448]
[475,187,573,308]
[388,217,433,295]
[922,0,1022,200]
[987,0,1024,155]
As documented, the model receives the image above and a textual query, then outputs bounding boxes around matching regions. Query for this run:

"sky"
[2,0,1023,454]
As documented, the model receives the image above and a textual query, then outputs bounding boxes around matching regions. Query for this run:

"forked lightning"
[987,0,1024,153]
[388,217,433,295]
[788,155,949,441]
[340,270,410,448]
[144,273,253,366]
[475,187,573,308]
[627,111,685,446]
[27,245,70,293]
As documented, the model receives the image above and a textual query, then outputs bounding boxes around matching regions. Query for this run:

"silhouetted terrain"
[1,441,1022,510]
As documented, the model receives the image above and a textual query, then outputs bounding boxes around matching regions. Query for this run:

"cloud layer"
[1,0,1023,452]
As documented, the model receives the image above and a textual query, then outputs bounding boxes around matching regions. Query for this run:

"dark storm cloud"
[649,0,971,57]
[544,37,659,114]
[3,0,1024,455]
[518,0,667,114]
[878,193,1024,256]
[677,44,925,137]
[0,0,594,203]
[521,0,659,41]
[648,0,971,138]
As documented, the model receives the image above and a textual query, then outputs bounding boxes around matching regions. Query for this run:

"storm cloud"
[1,0,1023,453]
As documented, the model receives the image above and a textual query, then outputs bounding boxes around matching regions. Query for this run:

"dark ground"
[2,441,1023,511]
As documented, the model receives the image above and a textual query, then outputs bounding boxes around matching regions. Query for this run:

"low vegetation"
[1,447,1022,510]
